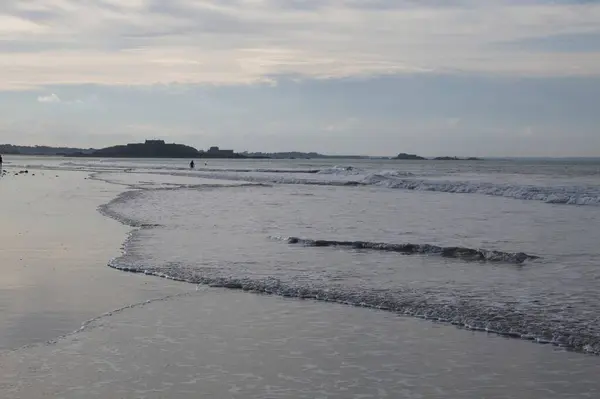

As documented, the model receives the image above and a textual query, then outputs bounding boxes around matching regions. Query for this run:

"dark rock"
[394,153,426,160]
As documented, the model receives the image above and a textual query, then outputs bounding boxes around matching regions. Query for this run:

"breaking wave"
[97,169,599,207]
[316,165,363,175]
[107,240,598,356]
[362,175,600,206]
[269,236,539,264]
[176,171,600,206]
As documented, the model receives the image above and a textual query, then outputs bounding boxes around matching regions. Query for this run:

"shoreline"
[2,285,600,398]
[0,168,191,352]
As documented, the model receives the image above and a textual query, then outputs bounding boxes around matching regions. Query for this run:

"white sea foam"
[361,174,600,205]
[130,169,600,206]
[316,165,363,175]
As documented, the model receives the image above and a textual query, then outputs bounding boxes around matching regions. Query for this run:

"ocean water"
[7,156,599,355]
[2,156,600,397]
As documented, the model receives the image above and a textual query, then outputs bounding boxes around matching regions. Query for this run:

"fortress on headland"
[144,139,166,145]
[201,146,235,158]
[71,140,245,158]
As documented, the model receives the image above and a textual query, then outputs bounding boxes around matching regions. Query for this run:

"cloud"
[35,92,91,105]
[499,32,600,53]
[37,93,60,103]
[322,118,360,132]
[0,1,600,90]
[522,126,535,137]
[446,117,462,127]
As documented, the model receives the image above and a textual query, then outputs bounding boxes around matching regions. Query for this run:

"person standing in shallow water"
[0,154,3,173]
[189,160,195,169]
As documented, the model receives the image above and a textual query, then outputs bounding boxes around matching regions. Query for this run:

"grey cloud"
[498,31,600,53]
[122,1,266,38]
[2,0,600,90]
[0,1,64,22]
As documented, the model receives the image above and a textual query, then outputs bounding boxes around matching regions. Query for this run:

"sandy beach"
[0,166,190,350]
[2,286,600,398]
[1,158,600,398]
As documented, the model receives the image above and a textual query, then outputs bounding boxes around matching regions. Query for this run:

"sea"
[9,155,600,352]
[2,156,600,397]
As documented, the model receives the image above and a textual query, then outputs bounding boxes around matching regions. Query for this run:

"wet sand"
[0,168,190,350]
[2,290,599,398]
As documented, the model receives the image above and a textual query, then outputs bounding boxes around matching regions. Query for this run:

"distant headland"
[393,153,482,161]
[394,153,426,160]
[0,141,482,160]
[72,140,247,159]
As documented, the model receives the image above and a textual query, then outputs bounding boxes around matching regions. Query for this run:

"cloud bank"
[1,0,600,89]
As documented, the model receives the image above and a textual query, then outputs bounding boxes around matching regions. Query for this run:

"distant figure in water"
[204,162,207,166]
[190,160,195,169]
[0,154,3,172]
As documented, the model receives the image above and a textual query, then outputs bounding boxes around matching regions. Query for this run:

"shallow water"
[1,155,600,397]
[99,177,600,353]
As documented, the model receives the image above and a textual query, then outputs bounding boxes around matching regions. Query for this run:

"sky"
[1,0,599,156]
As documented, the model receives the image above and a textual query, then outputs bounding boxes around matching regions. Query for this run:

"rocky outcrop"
[394,153,426,160]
